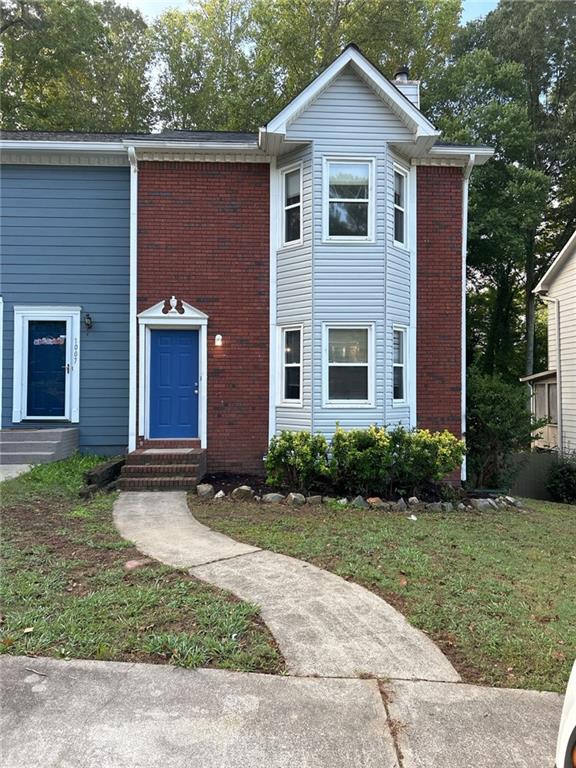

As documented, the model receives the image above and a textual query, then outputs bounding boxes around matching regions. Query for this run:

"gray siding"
[1,165,130,454]
[547,252,576,451]
[276,146,313,431]
[283,65,414,438]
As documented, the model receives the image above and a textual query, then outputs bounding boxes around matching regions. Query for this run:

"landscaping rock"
[124,558,153,571]
[287,492,306,507]
[408,496,419,506]
[395,498,407,512]
[214,490,226,499]
[231,485,255,501]
[196,483,215,499]
[470,498,497,513]
[457,503,467,511]
[426,502,443,513]
[351,495,369,509]
[262,492,285,504]
[367,497,387,509]
[408,514,418,521]
[337,498,348,506]
[505,495,522,508]
[307,495,323,506]
[441,502,454,513]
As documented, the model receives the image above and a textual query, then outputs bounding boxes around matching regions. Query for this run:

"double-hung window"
[393,167,407,246]
[283,167,301,246]
[393,327,407,403]
[281,327,302,403]
[326,326,372,404]
[326,160,373,240]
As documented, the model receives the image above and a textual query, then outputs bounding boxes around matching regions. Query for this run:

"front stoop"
[0,428,79,464]
[119,448,206,491]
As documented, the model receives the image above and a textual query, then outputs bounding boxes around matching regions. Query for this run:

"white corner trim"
[264,46,437,140]
[137,301,208,448]
[12,305,81,424]
[268,157,280,440]
[321,322,376,408]
[408,163,417,427]
[128,146,138,453]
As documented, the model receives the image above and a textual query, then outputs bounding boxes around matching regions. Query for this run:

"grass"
[0,456,282,673]
[192,495,576,692]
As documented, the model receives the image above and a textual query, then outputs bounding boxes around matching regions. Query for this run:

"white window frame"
[12,305,81,423]
[280,163,303,248]
[278,325,303,407]
[322,322,375,407]
[323,157,375,243]
[393,164,408,249]
[392,325,408,406]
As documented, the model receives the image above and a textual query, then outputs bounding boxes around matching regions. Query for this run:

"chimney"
[392,65,420,109]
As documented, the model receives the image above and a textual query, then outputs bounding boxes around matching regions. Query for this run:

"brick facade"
[137,161,270,473]
[416,166,463,446]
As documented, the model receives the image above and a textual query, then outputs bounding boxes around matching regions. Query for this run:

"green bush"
[466,371,544,488]
[330,424,464,496]
[266,426,464,497]
[265,430,330,491]
[546,453,576,504]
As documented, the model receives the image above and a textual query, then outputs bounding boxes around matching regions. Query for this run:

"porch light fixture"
[215,334,223,347]
[83,313,93,330]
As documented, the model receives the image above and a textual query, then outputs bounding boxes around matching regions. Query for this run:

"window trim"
[12,305,81,423]
[278,325,303,407]
[393,164,408,249]
[533,380,558,426]
[392,325,408,406]
[322,156,375,243]
[322,322,375,407]
[280,162,303,249]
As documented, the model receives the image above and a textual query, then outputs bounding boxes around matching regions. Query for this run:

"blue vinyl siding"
[0,165,130,454]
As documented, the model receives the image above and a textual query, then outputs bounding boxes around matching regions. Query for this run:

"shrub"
[466,370,544,489]
[546,453,576,504]
[330,424,464,496]
[265,430,330,491]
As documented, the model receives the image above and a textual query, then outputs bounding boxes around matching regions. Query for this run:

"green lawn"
[0,457,282,673]
[192,496,576,692]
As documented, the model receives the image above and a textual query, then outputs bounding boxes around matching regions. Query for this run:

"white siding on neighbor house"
[275,145,313,431]
[547,252,576,451]
[282,64,415,439]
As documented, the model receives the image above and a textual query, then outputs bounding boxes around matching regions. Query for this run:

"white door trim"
[12,305,81,423]
[137,298,208,448]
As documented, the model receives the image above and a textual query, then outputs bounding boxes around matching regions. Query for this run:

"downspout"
[540,295,563,453]
[461,154,475,482]
[127,146,138,453]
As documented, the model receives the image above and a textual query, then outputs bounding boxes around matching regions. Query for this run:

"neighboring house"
[522,231,576,453]
[0,45,493,480]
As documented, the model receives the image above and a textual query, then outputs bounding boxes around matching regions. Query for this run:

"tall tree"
[0,0,154,131]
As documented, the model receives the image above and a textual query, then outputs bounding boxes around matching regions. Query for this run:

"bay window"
[282,167,301,245]
[325,159,373,240]
[281,327,302,403]
[325,325,372,404]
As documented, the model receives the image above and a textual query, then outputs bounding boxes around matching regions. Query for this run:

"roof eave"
[534,229,576,294]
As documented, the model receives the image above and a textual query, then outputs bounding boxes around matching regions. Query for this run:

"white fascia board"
[263,46,437,141]
[125,140,261,153]
[534,229,576,294]
[427,145,494,165]
[0,140,126,153]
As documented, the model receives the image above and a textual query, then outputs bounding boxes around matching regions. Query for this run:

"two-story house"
[0,45,493,484]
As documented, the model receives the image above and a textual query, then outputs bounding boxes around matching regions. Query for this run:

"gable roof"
[260,44,440,154]
[534,230,576,293]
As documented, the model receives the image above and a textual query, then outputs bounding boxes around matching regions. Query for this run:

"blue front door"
[27,320,67,417]
[149,330,199,439]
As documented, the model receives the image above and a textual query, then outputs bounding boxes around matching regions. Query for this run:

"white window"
[393,167,407,246]
[282,166,301,246]
[280,327,302,404]
[325,159,374,240]
[12,306,81,423]
[534,381,557,425]
[324,325,373,404]
[393,327,407,403]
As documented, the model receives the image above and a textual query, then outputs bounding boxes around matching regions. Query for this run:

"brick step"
[121,463,201,477]
[119,476,200,491]
[126,449,206,467]
[138,440,202,449]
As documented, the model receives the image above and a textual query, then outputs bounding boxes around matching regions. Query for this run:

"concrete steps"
[118,447,206,491]
[0,428,79,464]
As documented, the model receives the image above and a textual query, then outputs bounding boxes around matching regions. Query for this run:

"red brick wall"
[137,161,270,473]
[416,166,463,447]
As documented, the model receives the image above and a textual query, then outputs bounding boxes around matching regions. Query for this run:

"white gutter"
[0,140,126,152]
[127,146,138,453]
[461,153,475,481]
[540,296,563,453]
[123,140,261,153]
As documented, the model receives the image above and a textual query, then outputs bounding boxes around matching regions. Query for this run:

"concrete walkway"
[0,464,30,482]
[114,491,459,681]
